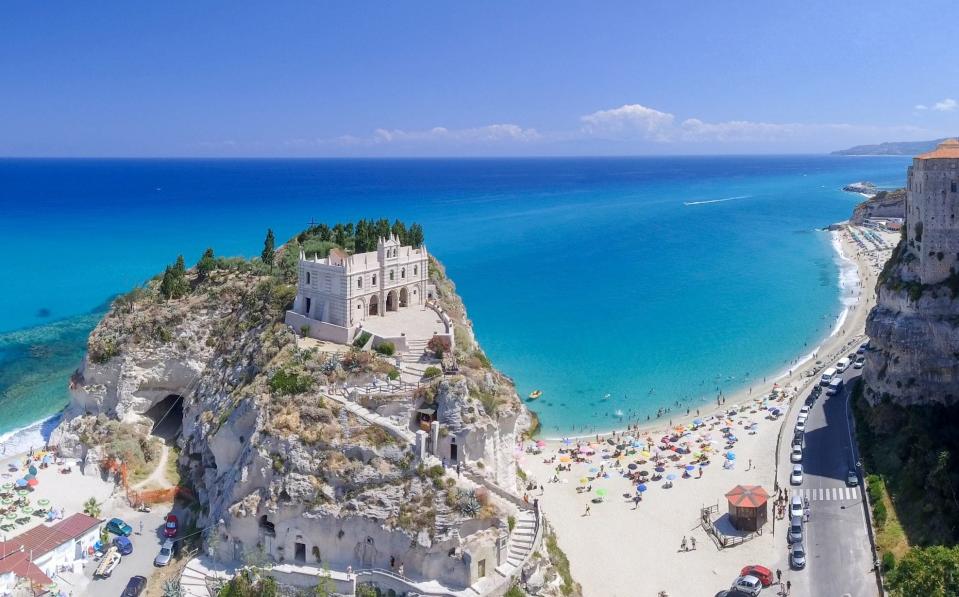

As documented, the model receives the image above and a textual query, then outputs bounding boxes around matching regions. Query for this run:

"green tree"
[313,564,335,597]
[82,497,101,518]
[889,545,959,596]
[159,259,188,300]
[409,223,425,247]
[262,229,276,272]
[391,219,407,244]
[196,248,217,282]
[375,218,391,240]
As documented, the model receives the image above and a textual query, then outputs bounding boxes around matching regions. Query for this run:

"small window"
[357,277,363,289]
[401,268,406,279]
[389,271,395,281]
[951,181,957,193]
[306,272,311,285]
[372,274,377,286]
[413,265,418,276]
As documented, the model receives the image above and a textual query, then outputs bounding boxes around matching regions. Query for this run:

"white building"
[0,513,101,594]
[285,235,430,344]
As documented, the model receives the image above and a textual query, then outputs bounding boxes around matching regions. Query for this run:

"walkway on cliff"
[132,443,171,490]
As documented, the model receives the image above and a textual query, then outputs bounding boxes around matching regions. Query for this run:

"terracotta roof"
[725,484,769,508]
[51,513,100,538]
[916,138,959,159]
[0,551,53,588]
[0,514,100,561]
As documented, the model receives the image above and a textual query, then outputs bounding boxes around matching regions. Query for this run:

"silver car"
[154,539,174,567]
[789,495,803,519]
[787,516,804,544]
[790,464,804,485]
[790,542,807,569]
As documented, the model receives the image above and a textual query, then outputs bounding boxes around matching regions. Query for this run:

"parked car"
[790,447,803,463]
[854,357,865,369]
[106,518,133,536]
[738,565,773,587]
[790,542,807,569]
[121,575,147,596]
[164,513,178,538]
[799,405,810,415]
[847,469,860,487]
[113,535,134,555]
[788,516,804,544]
[795,420,806,433]
[790,495,803,519]
[154,539,175,567]
[730,575,763,596]
[857,342,869,355]
[790,464,804,485]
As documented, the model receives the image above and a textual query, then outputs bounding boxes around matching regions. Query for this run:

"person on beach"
[691,537,696,550]
[680,536,687,551]
[584,505,591,516]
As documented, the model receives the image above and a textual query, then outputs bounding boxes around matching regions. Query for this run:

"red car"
[163,514,178,538]
[739,565,773,587]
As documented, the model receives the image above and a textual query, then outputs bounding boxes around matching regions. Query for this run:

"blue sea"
[0,156,911,443]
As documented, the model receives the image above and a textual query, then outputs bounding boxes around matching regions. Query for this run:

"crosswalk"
[791,486,860,502]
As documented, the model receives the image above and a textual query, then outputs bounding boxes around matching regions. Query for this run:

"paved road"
[774,359,879,597]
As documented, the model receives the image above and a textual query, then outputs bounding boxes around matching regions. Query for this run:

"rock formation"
[55,235,570,596]
[863,141,959,405]
[850,188,906,225]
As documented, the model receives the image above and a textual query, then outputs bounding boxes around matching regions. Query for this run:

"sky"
[2,0,959,157]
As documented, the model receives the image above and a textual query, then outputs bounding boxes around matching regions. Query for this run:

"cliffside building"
[285,235,430,343]
[905,138,959,284]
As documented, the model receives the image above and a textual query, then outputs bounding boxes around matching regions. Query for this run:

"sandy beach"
[519,226,895,596]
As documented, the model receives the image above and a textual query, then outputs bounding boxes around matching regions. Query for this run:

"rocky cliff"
[850,188,906,225]
[863,226,959,406]
[55,237,568,595]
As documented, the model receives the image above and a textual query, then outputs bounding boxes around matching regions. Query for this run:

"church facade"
[286,234,429,342]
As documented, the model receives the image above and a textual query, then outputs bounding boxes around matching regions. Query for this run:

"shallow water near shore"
[0,156,910,438]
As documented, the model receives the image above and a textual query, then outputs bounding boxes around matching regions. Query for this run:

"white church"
[285,234,431,344]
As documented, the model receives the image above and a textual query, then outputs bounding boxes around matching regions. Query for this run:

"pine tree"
[262,229,276,271]
[409,223,425,247]
[196,247,216,282]
[392,219,407,244]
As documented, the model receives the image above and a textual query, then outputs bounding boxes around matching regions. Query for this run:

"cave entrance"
[144,394,184,443]
[294,542,306,564]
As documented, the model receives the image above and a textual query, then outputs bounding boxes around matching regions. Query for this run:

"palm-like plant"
[82,497,101,518]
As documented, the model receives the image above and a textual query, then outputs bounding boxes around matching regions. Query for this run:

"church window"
[389,270,395,281]
[357,277,363,289]
[413,265,418,276]
[306,272,311,285]
[401,268,406,279]
[372,274,377,286]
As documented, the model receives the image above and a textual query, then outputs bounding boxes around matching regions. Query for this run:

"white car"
[790,464,804,485]
[795,420,806,433]
[854,357,865,369]
[799,405,810,415]
[154,539,174,567]
[790,447,803,463]
[790,495,803,518]
[731,574,763,596]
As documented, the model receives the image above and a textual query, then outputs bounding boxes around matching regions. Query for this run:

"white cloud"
[370,123,540,144]
[934,98,957,112]
[580,104,675,139]
[915,104,928,111]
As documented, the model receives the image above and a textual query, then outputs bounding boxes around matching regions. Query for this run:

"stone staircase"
[502,510,538,571]
[179,556,235,597]
[398,339,437,380]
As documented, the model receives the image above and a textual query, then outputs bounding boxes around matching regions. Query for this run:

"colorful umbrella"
[559,456,571,463]
[26,478,38,487]
[535,440,546,447]
[27,466,37,476]
[666,473,677,480]
[14,479,26,488]
[1,483,12,490]
[37,498,50,507]
[726,452,736,460]
[685,465,697,472]
[594,488,607,497]
[636,484,648,492]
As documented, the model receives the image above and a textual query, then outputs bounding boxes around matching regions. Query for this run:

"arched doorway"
[369,295,379,316]
[399,287,409,307]
[144,394,184,443]
[386,290,397,312]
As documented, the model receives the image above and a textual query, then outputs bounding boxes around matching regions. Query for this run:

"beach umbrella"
[14,479,26,488]
[28,466,37,476]
[666,473,677,481]
[693,418,703,426]
[636,484,648,493]
[20,506,32,514]
[1,497,11,504]
[559,456,571,463]
[588,467,599,473]
[726,452,736,460]
[26,478,38,487]
[579,478,589,485]
[1,482,11,490]
[561,438,572,445]
[536,440,546,447]
[37,498,50,507]
[5,513,15,520]
[685,465,696,472]
[627,463,637,470]
[654,466,665,473]
[42,455,53,464]
[16,489,29,496]
[23,474,34,481]
[594,488,607,497]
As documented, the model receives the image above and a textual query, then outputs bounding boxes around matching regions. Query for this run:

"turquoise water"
[0,156,911,440]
